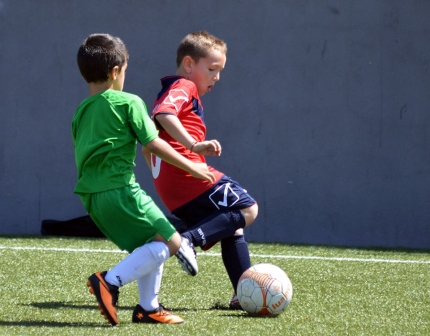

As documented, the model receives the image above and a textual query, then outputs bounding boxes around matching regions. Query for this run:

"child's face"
[112,62,128,91]
[188,49,226,97]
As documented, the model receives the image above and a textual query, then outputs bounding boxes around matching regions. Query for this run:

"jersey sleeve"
[153,82,193,117]
[129,98,159,146]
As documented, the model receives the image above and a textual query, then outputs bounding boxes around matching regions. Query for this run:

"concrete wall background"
[0,0,429,248]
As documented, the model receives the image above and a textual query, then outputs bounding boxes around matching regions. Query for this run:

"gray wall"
[1,0,429,248]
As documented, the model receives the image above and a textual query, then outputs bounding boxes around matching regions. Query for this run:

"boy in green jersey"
[72,33,215,326]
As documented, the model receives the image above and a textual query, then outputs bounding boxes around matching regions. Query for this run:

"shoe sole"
[87,273,118,326]
[175,251,198,276]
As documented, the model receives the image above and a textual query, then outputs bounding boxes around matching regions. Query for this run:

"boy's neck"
[88,82,114,96]
[175,68,188,79]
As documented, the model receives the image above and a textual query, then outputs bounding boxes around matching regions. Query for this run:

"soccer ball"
[237,263,293,316]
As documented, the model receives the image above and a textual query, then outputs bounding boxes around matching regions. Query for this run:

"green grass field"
[0,236,429,336]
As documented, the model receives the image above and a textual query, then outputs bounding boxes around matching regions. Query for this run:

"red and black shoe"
[229,293,243,310]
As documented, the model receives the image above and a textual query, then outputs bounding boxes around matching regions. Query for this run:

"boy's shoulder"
[99,90,146,109]
[162,76,198,93]
[102,89,141,101]
[177,77,196,90]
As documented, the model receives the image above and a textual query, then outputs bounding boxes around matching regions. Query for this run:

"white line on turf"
[0,245,429,264]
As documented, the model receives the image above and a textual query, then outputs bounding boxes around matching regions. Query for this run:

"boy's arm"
[144,137,216,183]
[155,114,221,156]
[141,146,152,170]
[155,114,195,150]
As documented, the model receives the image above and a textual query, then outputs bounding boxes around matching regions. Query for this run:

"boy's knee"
[154,232,181,256]
[168,232,182,255]
[240,203,258,227]
[234,228,244,235]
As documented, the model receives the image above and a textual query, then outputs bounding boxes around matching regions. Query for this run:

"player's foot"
[229,293,243,310]
[87,271,120,326]
[132,304,184,324]
[175,237,198,276]
[159,302,171,312]
[201,240,219,251]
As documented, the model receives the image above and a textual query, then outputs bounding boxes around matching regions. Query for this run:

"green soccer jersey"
[72,90,158,194]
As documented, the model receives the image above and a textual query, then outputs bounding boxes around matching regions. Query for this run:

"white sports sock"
[137,263,164,311]
[105,241,169,287]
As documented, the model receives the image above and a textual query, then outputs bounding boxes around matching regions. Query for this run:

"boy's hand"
[192,140,222,156]
[144,138,216,183]
[189,163,216,183]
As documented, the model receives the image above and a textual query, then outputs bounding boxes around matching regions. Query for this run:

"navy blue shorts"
[172,175,256,228]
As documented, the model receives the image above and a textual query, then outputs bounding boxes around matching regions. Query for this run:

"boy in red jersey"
[73,33,216,326]
[142,31,258,309]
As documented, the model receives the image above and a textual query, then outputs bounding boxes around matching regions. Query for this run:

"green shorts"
[78,183,176,253]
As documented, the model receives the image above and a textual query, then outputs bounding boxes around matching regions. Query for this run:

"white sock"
[137,263,164,311]
[105,241,169,287]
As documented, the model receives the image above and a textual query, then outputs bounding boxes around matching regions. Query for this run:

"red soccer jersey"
[150,76,223,211]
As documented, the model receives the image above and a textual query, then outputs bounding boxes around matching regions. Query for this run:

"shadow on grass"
[210,303,278,318]
[28,301,130,310]
[218,313,279,318]
[0,320,110,328]
[210,302,233,311]
[20,301,256,324]
[28,301,205,313]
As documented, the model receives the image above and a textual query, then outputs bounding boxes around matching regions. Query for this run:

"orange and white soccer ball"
[237,263,293,316]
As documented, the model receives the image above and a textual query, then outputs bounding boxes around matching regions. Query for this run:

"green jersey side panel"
[72,90,158,193]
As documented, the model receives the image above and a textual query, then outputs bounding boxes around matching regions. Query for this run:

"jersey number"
[151,154,161,179]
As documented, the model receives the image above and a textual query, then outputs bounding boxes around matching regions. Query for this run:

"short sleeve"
[129,98,159,146]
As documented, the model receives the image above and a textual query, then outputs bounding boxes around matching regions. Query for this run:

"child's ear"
[183,56,194,74]
[109,66,120,80]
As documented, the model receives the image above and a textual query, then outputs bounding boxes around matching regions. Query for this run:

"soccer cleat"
[229,293,243,310]
[175,237,198,276]
[201,240,219,251]
[132,304,184,324]
[158,302,171,312]
[87,271,120,326]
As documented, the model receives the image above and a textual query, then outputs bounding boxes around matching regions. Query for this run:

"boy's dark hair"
[176,31,227,68]
[77,33,129,83]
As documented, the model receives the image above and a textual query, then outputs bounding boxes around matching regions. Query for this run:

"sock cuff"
[221,233,246,246]
[148,241,170,262]
[230,209,246,230]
